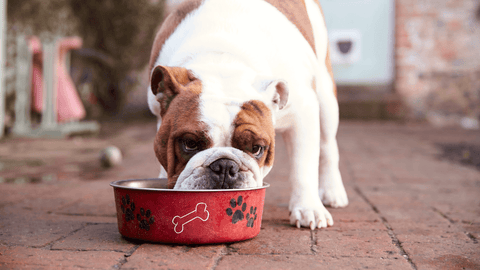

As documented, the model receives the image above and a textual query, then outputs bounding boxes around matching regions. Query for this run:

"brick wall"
[395,0,480,126]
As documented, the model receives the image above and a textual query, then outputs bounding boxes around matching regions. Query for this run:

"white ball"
[100,146,123,168]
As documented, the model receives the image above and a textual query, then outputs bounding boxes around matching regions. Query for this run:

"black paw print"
[246,206,257,228]
[121,194,135,222]
[137,207,155,231]
[226,196,247,224]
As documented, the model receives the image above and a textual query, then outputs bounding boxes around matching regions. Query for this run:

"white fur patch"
[174,147,262,189]
[198,96,241,148]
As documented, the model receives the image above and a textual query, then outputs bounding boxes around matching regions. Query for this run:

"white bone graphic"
[172,202,210,234]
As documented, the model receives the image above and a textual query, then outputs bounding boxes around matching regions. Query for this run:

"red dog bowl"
[110,178,269,244]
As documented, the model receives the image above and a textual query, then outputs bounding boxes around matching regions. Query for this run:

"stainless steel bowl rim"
[110,178,270,192]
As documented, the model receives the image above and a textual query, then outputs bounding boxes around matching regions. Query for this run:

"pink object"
[111,178,268,244]
[30,36,43,113]
[30,36,86,122]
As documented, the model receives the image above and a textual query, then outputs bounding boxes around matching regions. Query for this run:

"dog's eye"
[183,139,198,151]
[251,145,265,158]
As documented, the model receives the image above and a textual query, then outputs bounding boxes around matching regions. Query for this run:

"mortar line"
[49,248,128,253]
[52,198,86,213]
[111,244,141,270]
[465,232,478,244]
[214,253,404,258]
[432,206,478,244]
[53,212,117,218]
[35,222,89,250]
[431,206,455,224]
[353,186,418,270]
[217,252,319,256]
[342,144,417,268]
[210,245,228,270]
[310,230,318,254]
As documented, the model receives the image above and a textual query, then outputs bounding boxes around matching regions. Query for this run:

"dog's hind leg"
[315,74,348,208]
[282,87,333,230]
[306,0,348,208]
[313,45,348,207]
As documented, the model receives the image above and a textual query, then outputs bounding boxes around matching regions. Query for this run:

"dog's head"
[150,65,289,189]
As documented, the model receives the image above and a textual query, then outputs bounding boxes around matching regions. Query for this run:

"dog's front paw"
[289,196,333,230]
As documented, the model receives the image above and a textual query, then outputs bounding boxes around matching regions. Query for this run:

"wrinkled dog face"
[174,146,263,189]
[150,66,288,190]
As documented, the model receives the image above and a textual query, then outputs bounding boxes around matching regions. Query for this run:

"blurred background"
[0,0,165,138]
[0,0,479,139]
[320,0,480,128]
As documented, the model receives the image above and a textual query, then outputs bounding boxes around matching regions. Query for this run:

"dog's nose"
[208,158,240,188]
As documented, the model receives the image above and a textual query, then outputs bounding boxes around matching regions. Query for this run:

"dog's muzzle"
[173,147,262,190]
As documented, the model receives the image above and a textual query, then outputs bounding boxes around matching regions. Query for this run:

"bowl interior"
[112,178,169,189]
[110,178,269,191]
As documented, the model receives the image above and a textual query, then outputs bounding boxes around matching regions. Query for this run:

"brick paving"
[0,118,479,269]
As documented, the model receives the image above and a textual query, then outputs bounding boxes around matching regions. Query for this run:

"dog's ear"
[151,65,195,115]
[255,78,289,111]
[267,80,289,110]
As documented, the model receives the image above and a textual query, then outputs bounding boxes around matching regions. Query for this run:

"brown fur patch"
[148,0,205,75]
[154,91,212,189]
[152,66,208,188]
[264,0,316,54]
[265,0,336,97]
[232,100,275,168]
[151,66,202,117]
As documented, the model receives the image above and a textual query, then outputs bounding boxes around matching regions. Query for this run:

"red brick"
[396,33,413,48]
[391,218,473,245]
[0,209,84,247]
[55,180,117,217]
[314,221,401,259]
[0,246,124,269]
[229,220,313,255]
[0,183,56,206]
[401,241,480,270]
[261,203,289,221]
[122,244,224,269]
[11,181,98,213]
[51,223,135,252]
[393,0,480,118]
[216,254,411,270]
[326,186,379,223]
[412,254,480,270]
[461,223,480,240]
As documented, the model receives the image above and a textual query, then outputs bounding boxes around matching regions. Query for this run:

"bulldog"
[147,0,348,229]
